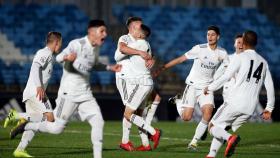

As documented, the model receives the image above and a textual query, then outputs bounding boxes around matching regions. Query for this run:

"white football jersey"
[114,34,136,78]
[56,36,100,102]
[23,47,54,101]
[184,43,229,89]
[209,49,275,115]
[126,39,153,85]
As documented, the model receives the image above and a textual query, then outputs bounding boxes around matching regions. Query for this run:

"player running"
[156,25,229,150]
[9,20,121,158]
[205,34,243,158]
[3,31,62,157]
[204,30,275,158]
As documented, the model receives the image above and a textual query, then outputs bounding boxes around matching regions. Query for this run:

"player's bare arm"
[63,52,77,62]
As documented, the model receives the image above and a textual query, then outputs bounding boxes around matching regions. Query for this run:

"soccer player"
[156,25,229,150]
[3,31,62,157]
[205,34,243,158]
[204,30,275,158]
[121,24,161,150]
[114,17,153,151]
[10,20,121,158]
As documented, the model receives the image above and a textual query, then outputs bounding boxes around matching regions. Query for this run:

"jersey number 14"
[247,60,263,84]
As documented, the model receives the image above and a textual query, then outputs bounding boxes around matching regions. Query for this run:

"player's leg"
[13,97,53,157]
[14,96,76,136]
[208,105,241,157]
[117,78,134,151]
[189,91,214,150]
[124,84,161,149]
[176,85,196,121]
[135,107,151,151]
[78,98,104,158]
[145,90,161,125]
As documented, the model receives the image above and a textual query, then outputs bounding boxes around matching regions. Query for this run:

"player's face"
[207,30,219,45]
[88,26,107,46]
[234,37,243,53]
[129,21,142,36]
[54,39,62,54]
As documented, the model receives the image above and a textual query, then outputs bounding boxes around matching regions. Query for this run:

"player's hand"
[152,67,164,78]
[36,87,45,102]
[108,64,122,72]
[63,53,77,62]
[139,51,152,60]
[261,110,272,120]
[145,58,155,69]
[204,87,209,95]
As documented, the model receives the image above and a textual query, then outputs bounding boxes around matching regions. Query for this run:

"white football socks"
[130,114,156,135]
[145,101,159,125]
[88,115,104,158]
[190,119,208,144]
[122,117,132,144]
[16,130,35,151]
[207,137,224,157]
[138,129,149,147]
[18,112,44,122]
[175,99,184,118]
[210,126,231,141]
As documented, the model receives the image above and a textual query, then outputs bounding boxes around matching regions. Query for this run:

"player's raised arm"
[262,64,275,120]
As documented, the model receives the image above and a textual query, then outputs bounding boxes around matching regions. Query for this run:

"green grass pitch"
[1,121,280,158]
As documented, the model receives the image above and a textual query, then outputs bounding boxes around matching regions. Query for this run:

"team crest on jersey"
[40,57,46,63]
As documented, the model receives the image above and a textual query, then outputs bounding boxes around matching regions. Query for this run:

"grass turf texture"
[0,121,280,158]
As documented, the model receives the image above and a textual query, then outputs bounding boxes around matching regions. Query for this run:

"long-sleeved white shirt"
[56,36,102,102]
[126,39,153,85]
[114,34,136,78]
[208,49,275,115]
[23,47,54,101]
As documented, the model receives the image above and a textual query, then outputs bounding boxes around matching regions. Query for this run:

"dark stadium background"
[0,0,279,121]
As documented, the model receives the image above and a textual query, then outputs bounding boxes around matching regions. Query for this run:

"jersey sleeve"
[263,64,275,112]
[208,54,241,91]
[221,51,229,67]
[33,51,50,67]
[184,45,200,59]
[114,36,129,62]
[56,40,80,63]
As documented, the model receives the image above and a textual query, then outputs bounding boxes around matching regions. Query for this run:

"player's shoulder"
[69,37,85,46]
[118,34,131,42]
[217,46,227,53]
[35,47,51,57]
[198,43,208,48]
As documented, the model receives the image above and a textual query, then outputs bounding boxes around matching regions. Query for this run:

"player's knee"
[44,113,55,122]
[182,114,192,121]
[208,122,214,133]
[124,112,131,121]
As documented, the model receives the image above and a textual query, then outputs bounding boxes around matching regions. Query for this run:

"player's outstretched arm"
[163,55,187,70]
[119,42,152,60]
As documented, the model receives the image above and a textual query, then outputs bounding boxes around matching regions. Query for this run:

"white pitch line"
[64,129,198,142]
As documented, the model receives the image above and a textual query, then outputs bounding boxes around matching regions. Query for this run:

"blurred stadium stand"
[0,4,116,87]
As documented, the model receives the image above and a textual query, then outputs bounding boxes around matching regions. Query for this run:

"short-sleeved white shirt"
[184,43,229,89]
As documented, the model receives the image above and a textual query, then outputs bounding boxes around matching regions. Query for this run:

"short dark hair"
[235,33,243,39]
[140,24,151,38]
[207,25,220,35]
[88,19,106,29]
[46,31,62,44]
[126,16,142,27]
[243,30,258,47]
